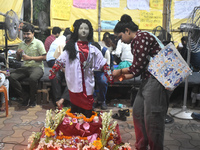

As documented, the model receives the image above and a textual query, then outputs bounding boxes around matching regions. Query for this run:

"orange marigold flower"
[45,127,55,137]
[65,108,98,122]
[93,139,103,149]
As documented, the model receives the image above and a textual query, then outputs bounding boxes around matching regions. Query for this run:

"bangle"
[120,69,122,75]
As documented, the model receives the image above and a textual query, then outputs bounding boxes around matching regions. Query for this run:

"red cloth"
[44,34,56,52]
[69,41,94,110]
[56,117,102,137]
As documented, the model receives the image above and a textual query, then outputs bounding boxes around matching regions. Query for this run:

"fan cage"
[186,6,200,53]
[4,9,19,41]
[152,26,172,45]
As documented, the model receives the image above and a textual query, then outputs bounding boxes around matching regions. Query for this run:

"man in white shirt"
[46,28,71,67]
[47,28,71,108]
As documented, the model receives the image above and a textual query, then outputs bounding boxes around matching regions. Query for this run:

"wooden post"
[30,0,33,24]
[98,0,101,42]
[163,0,172,40]
[163,0,167,30]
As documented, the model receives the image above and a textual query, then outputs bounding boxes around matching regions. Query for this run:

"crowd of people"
[0,13,195,150]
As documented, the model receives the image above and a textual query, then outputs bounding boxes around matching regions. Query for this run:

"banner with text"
[150,0,163,10]
[51,0,72,20]
[73,0,97,9]
[139,10,162,29]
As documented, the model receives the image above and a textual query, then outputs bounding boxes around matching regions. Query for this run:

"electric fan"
[0,9,19,68]
[152,26,172,46]
[170,6,200,119]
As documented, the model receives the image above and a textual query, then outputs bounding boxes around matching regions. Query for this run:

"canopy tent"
[0,0,200,46]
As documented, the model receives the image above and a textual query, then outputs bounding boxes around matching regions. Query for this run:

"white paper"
[101,0,120,8]
[127,0,150,10]
[174,0,200,19]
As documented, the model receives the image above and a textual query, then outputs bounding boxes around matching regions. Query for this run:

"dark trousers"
[94,71,108,104]
[132,76,170,150]
[47,59,55,68]
[9,67,44,103]
[51,70,70,105]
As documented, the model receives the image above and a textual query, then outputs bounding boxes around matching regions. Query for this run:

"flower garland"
[56,135,88,140]
[66,108,97,122]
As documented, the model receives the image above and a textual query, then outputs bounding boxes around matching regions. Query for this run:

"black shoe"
[21,92,30,106]
[101,103,107,110]
[165,115,174,124]
[112,113,127,121]
[29,101,36,107]
[21,100,29,106]
[93,102,100,109]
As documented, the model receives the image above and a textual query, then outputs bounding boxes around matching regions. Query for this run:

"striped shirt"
[44,34,56,52]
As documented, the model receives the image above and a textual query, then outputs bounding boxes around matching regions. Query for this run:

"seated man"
[47,28,71,108]
[8,24,46,107]
[46,28,71,67]
[44,26,61,52]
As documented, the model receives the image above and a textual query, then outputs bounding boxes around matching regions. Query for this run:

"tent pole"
[98,0,101,42]
[162,0,167,30]
[30,0,33,24]
[163,0,172,40]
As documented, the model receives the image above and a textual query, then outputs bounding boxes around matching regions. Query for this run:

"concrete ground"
[0,87,200,150]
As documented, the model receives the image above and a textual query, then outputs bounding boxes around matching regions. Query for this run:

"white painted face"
[78,23,89,41]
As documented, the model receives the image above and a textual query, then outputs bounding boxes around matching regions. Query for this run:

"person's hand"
[112,69,121,78]
[0,70,6,75]
[16,49,23,55]
[22,55,31,61]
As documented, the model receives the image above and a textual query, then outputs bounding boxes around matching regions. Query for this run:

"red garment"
[48,41,113,110]
[44,34,55,52]
[69,41,94,110]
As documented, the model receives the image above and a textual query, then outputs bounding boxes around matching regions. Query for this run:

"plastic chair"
[0,85,8,117]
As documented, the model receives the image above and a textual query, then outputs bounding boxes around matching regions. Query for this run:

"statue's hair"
[64,19,94,60]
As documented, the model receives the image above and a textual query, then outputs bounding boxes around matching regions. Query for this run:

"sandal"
[112,113,127,121]
[118,109,130,116]
[112,113,119,119]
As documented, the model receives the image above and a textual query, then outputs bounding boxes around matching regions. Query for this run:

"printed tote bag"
[148,42,192,91]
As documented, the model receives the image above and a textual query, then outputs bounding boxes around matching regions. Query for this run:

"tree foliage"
[23,0,50,42]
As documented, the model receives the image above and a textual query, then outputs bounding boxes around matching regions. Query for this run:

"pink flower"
[75,123,81,130]
[72,118,78,123]
[83,122,90,130]
[63,117,71,125]
[93,116,99,123]
[87,133,98,143]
